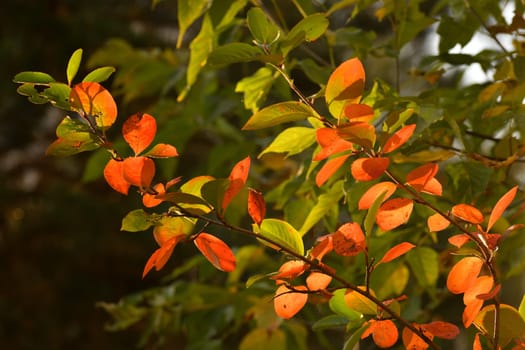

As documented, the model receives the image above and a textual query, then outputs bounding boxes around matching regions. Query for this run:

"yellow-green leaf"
[243,101,314,130]
[254,218,304,255]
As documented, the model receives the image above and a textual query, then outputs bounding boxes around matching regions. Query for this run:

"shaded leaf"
[351,157,389,182]
[376,198,414,231]
[281,13,329,56]
[332,222,366,257]
[487,186,518,232]
[325,58,365,119]
[122,156,156,188]
[194,233,236,272]
[312,315,350,331]
[337,122,376,149]
[13,71,55,84]
[299,180,344,236]
[344,286,377,315]
[274,285,308,319]
[383,124,416,153]
[121,209,153,232]
[405,163,438,192]
[271,260,308,281]
[451,204,484,224]
[406,247,439,288]
[176,0,209,48]
[474,304,525,347]
[247,7,280,45]
[157,192,212,215]
[314,127,353,161]
[208,43,265,67]
[248,188,266,226]
[242,101,314,130]
[447,257,484,294]
[421,321,460,340]
[343,103,374,123]
[70,82,117,129]
[104,159,130,195]
[379,242,416,264]
[358,181,397,210]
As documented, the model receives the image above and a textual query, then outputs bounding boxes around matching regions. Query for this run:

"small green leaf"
[55,116,91,137]
[312,315,350,331]
[259,127,316,158]
[176,0,210,48]
[235,67,275,112]
[121,209,154,232]
[406,247,438,288]
[82,66,116,83]
[242,101,314,130]
[247,7,280,45]
[364,191,387,237]
[67,48,83,86]
[46,132,99,156]
[13,71,55,84]
[281,14,328,56]
[343,323,368,350]
[474,304,525,347]
[329,289,363,321]
[43,82,72,110]
[16,84,49,104]
[254,218,304,255]
[159,192,212,215]
[208,43,265,67]
[299,180,344,236]
[201,178,229,212]
[245,274,268,288]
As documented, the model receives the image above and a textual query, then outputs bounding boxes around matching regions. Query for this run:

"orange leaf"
[122,113,157,155]
[248,188,266,225]
[451,204,484,224]
[358,181,397,210]
[372,319,399,348]
[316,154,351,186]
[473,333,483,350]
[379,242,416,264]
[464,275,494,306]
[421,321,460,340]
[427,213,450,232]
[487,186,518,232]
[142,183,165,208]
[142,235,185,278]
[446,257,484,294]
[343,103,374,123]
[383,124,416,153]
[325,58,365,119]
[222,157,250,212]
[332,222,366,256]
[103,158,130,195]
[306,272,332,291]
[271,260,308,281]
[463,298,484,328]
[422,177,443,196]
[314,128,353,161]
[70,82,117,129]
[309,235,333,261]
[402,325,433,350]
[122,156,156,188]
[361,319,377,339]
[351,157,389,181]
[405,163,438,192]
[274,284,308,319]
[376,198,414,231]
[448,234,471,248]
[145,143,179,158]
[194,233,236,272]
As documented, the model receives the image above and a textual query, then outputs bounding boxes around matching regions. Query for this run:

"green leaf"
[207,43,265,67]
[239,328,286,350]
[437,15,477,53]
[281,13,329,56]
[121,209,154,232]
[395,4,435,49]
[371,262,410,299]
[343,323,368,350]
[242,101,314,130]
[406,247,438,288]
[329,289,363,321]
[235,67,275,112]
[82,66,116,83]
[519,294,525,320]
[254,218,304,255]
[16,83,49,104]
[55,116,91,137]
[364,191,387,237]
[474,304,525,347]
[299,180,344,236]
[43,82,72,110]
[13,71,55,84]
[160,192,212,215]
[259,127,316,158]
[344,288,377,315]
[46,132,99,156]
[176,0,210,48]
[67,48,83,86]
[312,315,350,331]
[247,7,280,45]
[201,178,229,212]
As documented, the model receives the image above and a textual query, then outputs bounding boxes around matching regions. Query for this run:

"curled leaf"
[142,183,165,208]
[194,233,236,272]
[309,235,333,261]
[144,143,179,158]
[448,234,471,248]
[358,181,397,210]
[325,58,365,119]
[405,163,438,192]
[143,235,185,278]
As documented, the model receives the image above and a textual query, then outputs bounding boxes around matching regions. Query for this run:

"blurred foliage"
[3,0,525,349]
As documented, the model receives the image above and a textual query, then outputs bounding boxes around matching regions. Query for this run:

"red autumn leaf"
[306,272,332,291]
[361,320,377,339]
[379,242,416,264]
[103,158,130,195]
[351,157,390,181]
[446,256,484,294]
[194,233,236,272]
[405,163,438,192]
[372,319,399,348]
[422,177,443,196]
[222,157,250,212]
[336,122,376,149]
[376,198,414,231]
[427,213,450,232]
[325,58,365,119]
[358,181,397,210]
[142,183,165,208]
[448,234,471,248]
[274,284,308,319]
[122,113,157,155]
[271,260,308,281]
[142,235,185,278]
[332,222,366,256]
[309,235,333,261]
[402,325,434,350]
[314,128,353,161]
[122,156,156,188]
[145,143,179,158]
[316,154,351,186]
[343,103,374,123]
[69,82,117,129]
[383,124,417,154]
[451,204,484,224]
[420,321,460,340]
[247,188,266,225]
[487,186,518,232]
[463,298,484,328]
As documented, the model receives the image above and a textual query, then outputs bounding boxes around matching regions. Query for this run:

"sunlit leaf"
[343,103,374,123]
[473,333,482,350]
[464,276,494,306]
[427,213,450,232]
[208,43,265,67]
[142,183,165,208]
[337,122,376,149]
[274,284,308,319]
[405,163,438,192]
[222,156,250,212]
[122,156,156,188]
[448,234,471,248]
[421,177,443,196]
[332,222,366,256]
[242,101,314,130]
[325,58,365,119]
[451,204,484,224]
[247,7,280,45]
[121,209,153,232]
[143,235,185,278]
[314,127,353,161]
[255,219,304,255]
[316,154,351,187]
[122,113,157,155]
[248,188,266,226]
[329,289,364,321]
[70,82,117,129]
[281,13,329,56]
[402,325,433,350]
[194,233,236,272]
[371,319,399,348]
[446,257,484,294]
[309,235,333,261]
[344,286,377,315]
[176,0,209,48]
[46,132,99,157]
[383,124,416,154]
[235,67,275,112]
[104,159,130,195]
[157,192,212,215]
[351,157,389,182]
[66,48,83,86]
[376,198,414,231]
[299,180,344,236]
[474,304,525,347]
[153,216,195,245]
[271,260,308,281]
[13,71,55,84]
[306,272,332,291]
[379,242,416,264]
[358,181,397,210]
[143,143,179,158]
[82,66,116,83]
[487,186,518,232]
[259,126,316,158]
